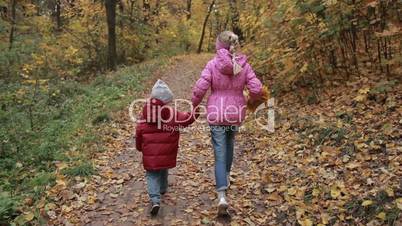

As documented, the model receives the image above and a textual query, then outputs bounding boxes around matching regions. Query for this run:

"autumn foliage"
[242,0,401,92]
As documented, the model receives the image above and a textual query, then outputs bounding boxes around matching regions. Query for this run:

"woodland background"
[0,0,401,225]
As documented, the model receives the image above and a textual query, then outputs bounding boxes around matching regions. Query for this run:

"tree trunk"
[153,0,161,44]
[207,20,213,51]
[153,0,161,16]
[129,0,135,22]
[55,0,62,30]
[228,0,243,41]
[143,0,150,23]
[186,0,192,20]
[9,0,16,50]
[105,0,117,70]
[118,0,125,63]
[197,0,215,54]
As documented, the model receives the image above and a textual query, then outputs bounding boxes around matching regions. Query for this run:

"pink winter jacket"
[191,45,263,125]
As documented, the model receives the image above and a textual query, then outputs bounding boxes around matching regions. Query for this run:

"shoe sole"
[217,203,229,216]
[150,205,160,216]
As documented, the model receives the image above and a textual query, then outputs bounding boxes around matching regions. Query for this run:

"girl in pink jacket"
[191,31,263,216]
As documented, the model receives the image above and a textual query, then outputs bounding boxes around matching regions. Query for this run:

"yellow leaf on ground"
[376,212,386,221]
[288,187,297,196]
[45,203,57,211]
[62,205,72,213]
[385,187,394,197]
[87,195,96,204]
[358,87,370,94]
[346,161,361,169]
[299,218,313,226]
[362,200,373,206]
[354,94,366,102]
[330,185,341,199]
[396,198,402,210]
[23,212,35,222]
[321,213,330,224]
[312,188,320,197]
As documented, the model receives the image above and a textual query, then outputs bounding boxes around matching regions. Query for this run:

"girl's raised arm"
[192,62,212,107]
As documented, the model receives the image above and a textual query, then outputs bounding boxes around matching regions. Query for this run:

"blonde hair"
[218,31,239,53]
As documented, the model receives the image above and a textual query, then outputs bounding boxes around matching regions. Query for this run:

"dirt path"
[85,54,218,225]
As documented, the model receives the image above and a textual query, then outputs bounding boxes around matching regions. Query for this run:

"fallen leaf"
[110,193,119,198]
[346,162,361,170]
[201,217,210,224]
[61,205,73,213]
[362,200,373,206]
[287,187,297,196]
[45,203,57,211]
[299,218,313,226]
[321,213,330,224]
[385,187,394,197]
[244,217,255,226]
[312,188,320,197]
[24,212,35,221]
[376,212,386,221]
[396,198,402,210]
[330,185,341,199]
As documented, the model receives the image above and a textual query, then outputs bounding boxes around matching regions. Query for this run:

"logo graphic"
[128,98,275,132]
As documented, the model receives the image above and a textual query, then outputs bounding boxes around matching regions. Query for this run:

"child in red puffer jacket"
[135,79,198,216]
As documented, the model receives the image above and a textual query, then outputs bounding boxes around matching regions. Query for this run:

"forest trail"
[4,1,402,225]
[49,54,402,226]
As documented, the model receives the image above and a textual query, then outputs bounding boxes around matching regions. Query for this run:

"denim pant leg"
[225,126,238,174]
[146,170,161,204]
[160,169,168,193]
[210,125,228,191]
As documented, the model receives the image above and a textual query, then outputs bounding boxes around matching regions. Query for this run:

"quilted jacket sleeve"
[191,62,212,107]
[168,109,199,128]
[135,124,143,152]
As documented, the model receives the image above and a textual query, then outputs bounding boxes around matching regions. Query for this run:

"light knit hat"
[151,79,173,103]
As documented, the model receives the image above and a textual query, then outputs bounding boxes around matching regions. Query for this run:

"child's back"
[135,79,197,216]
[136,97,195,170]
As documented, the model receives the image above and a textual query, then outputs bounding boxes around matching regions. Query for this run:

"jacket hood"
[142,98,172,124]
[215,38,230,51]
[215,49,248,76]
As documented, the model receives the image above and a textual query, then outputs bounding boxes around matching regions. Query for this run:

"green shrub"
[29,172,56,188]
[0,58,168,222]
[62,163,95,177]
[0,192,18,224]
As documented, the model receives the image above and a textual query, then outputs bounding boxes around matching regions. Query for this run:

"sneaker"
[217,191,229,216]
[150,203,160,216]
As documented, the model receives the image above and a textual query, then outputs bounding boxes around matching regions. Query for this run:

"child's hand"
[261,86,269,102]
[247,86,270,113]
[193,105,201,119]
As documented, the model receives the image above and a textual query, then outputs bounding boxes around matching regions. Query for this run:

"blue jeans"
[146,169,168,204]
[210,125,238,191]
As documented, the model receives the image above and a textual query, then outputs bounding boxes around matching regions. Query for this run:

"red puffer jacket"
[135,98,197,170]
